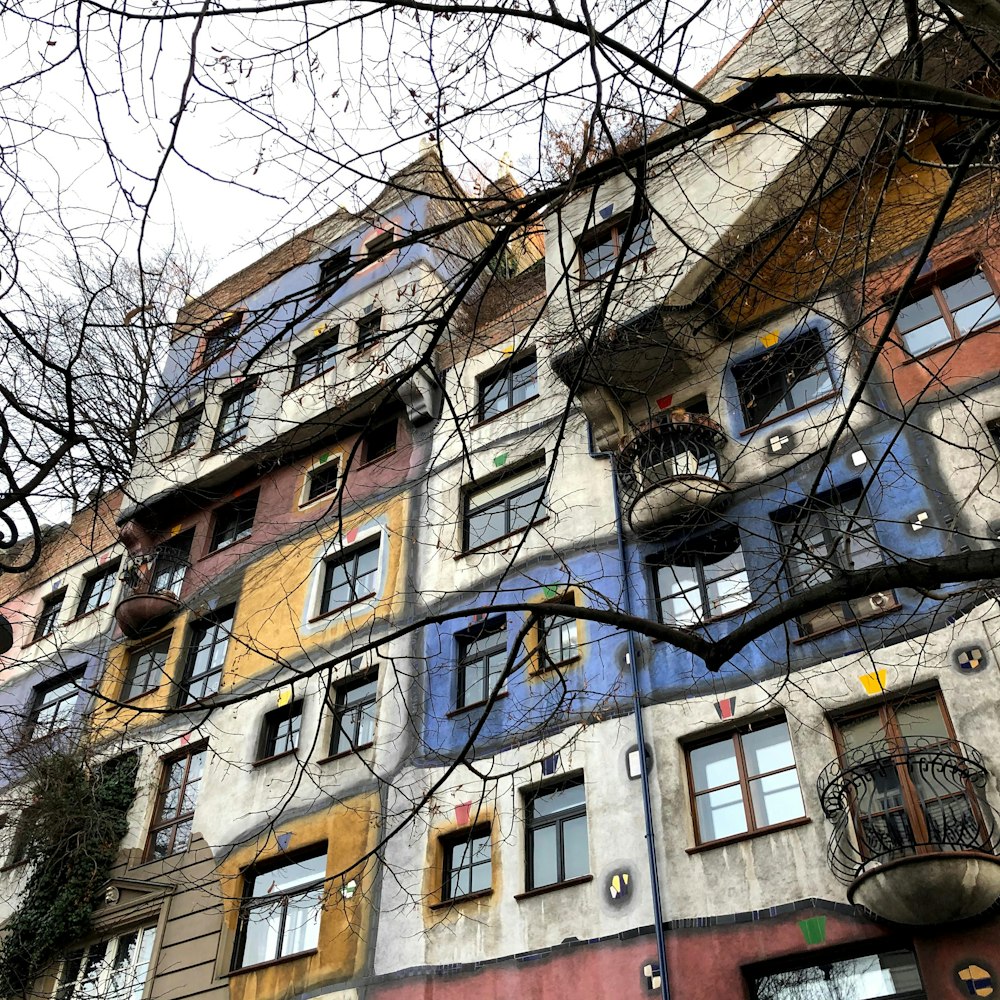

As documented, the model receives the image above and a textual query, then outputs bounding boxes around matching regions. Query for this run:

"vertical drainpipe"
[589,424,671,1000]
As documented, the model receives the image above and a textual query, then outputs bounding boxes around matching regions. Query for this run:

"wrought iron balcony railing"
[817,736,1000,886]
[115,546,191,639]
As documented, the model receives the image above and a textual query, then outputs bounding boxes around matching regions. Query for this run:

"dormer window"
[578,209,653,281]
[317,247,352,297]
[199,312,243,367]
[366,230,395,260]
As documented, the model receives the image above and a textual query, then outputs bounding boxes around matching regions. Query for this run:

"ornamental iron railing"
[120,545,191,600]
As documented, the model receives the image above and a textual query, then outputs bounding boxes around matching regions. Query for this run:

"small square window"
[463,456,546,551]
[75,561,121,617]
[456,617,507,709]
[171,407,203,454]
[33,590,65,641]
[687,719,805,845]
[357,308,384,348]
[26,672,83,741]
[525,778,589,890]
[122,635,170,701]
[258,701,303,761]
[441,826,492,901]
[213,379,258,450]
[366,230,395,259]
[292,329,340,388]
[209,491,259,552]
[304,460,339,504]
[577,210,653,281]
[145,744,207,860]
[328,674,377,756]
[318,539,380,617]
[317,248,352,297]
[361,417,397,463]
[479,353,538,422]
[732,330,833,429]
[179,608,233,704]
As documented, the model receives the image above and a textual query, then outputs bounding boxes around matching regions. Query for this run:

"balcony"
[114,546,190,639]
[616,411,731,536]
[818,737,1000,925]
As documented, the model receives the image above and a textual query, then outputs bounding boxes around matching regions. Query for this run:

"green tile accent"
[798,916,826,945]
[542,585,559,599]
[319,453,330,463]
[493,452,508,468]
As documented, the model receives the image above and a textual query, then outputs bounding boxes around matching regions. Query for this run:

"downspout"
[588,423,671,1000]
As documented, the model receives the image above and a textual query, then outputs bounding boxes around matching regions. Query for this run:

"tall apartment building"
[2,1,1000,998]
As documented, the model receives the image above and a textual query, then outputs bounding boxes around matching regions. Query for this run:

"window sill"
[207,534,253,556]
[457,517,549,559]
[205,436,247,458]
[738,390,841,437]
[307,594,377,625]
[429,888,494,910]
[357,448,398,470]
[284,370,336,396]
[790,601,900,644]
[514,873,593,901]
[253,749,298,768]
[532,655,581,676]
[119,687,160,707]
[447,691,508,718]
[168,443,196,458]
[298,489,339,510]
[226,949,318,978]
[650,601,757,638]
[474,395,539,430]
[317,742,374,764]
[577,247,656,287]
[685,816,811,854]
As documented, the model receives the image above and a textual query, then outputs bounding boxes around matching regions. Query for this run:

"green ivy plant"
[0,750,138,1000]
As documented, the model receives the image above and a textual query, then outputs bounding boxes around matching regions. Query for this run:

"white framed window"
[308,527,385,624]
[55,926,157,1000]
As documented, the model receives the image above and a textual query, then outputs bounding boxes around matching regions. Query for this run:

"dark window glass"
[750,948,924,1000]
[732,331,834,428]
[525,779,589,890]
[149,533,193,597]
[55,927,158,1000]
[259,701,303,760]
[357,308,383,348]
[76,561,121,617]
[688,720,805,844]
[329,675,377,755]
[200,312,242,365]
[317,247,352,296]
[457,617,506,708]
[479,353,539,421]
[171,407,202,454]
[650,527,752,626]
[442,827,492,901]
[209,491,259,551]
[361,418,397,462]
[34,590,65,640]
[305,461,339,503]
[233,849,326,969]
[538,595,577,669]
[463,458,546,550]
[179,609,233,703]
[145,745,206,860]
[122,636,170,701]
[319,539,380,616]
[292,329,340,388]
[578,211,653,281]
[896,264,1000,356]
[366,231,395,259]
[213,380,257,449]
[27,673,81,741]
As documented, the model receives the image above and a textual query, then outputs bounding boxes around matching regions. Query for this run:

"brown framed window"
[895,261,1000,356]
[209,491,259,552]
[524,778,589,890]
[200,312,243,366]
[33,589,65,641]
[687,718,805,845]
[122,635,170,701]
[145,744,207,860]
[478,353,538,422]
[441,826,492,901]
[178,607,234,704]
[577,209,653,281]
[26,672,83,742]
[317,247,352,297]
[328,674,377,755]
[258,701,303,761]
[75,561,121,617]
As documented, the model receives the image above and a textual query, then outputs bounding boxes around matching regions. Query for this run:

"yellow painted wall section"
[227,495,409,685]
[222,793,379,1000]
[713,137,992,329]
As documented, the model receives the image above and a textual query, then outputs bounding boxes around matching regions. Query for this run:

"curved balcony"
[616,412,731,536]
[114,546,190,639]
[818,737,1000,925]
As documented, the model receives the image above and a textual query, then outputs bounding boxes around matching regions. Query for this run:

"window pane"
[894,698,948,742]
[696,784,748,841]
[749,771,805,827]
[532,783,585,817]
[561,814,589,879]
[786,365,833,411]
[531,824,558,887]
[283,886,323,955]
[742,724,794,776]
[689,740,739,792]
[898,293,943,332]
[951,295,1000,334]
[902,317,951,355]
[466,503,506,549]
[942,270,992,310]
[659,592,703,626]
[582,236,616,279]
[753,949,923,1000]
[706,571,752,617]
[241,903,281,966]
[508,482,545,533]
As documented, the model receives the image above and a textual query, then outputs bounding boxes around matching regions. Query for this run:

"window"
[304,460,339,503]
[121,636,170,701]
[687,719,805,845]
[442,827,492,901]
[258,701,303,761]
[361,417,397,462]
[328,674,377,756]
[749,947,924,1000]
[33,590,65,641]
[26,673,81,741]
[479,353,538,421]
[728,79,785,135]
[463,457,546,551]
[209,491,259,551]
[55,926,158,1000]
[75,561,120,617]
[318,539,380,617]
[457,617,507,709]
[536,596,578,670]
[233,848,326,970]
[145,744,206,860]
[578,210,653,281]
[896,263,1000,356]
[366,230,395,259]
[213,379,257,450]
[292,328,340,388]
[317,247,352,296]
[356,307,383,348]
[525,779,589,890]
[179,608,233,703]
[148,534,192,597]
[775,484,889,637]
[733,331,834,428]
[649,527,752,626]
[171,407,202,454]
[200,312,243,365]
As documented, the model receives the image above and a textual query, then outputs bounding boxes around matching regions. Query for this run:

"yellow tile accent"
[859,669,887,695]
[760,330,781,348]
[277,688,292,707]
[500,342,515,355]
